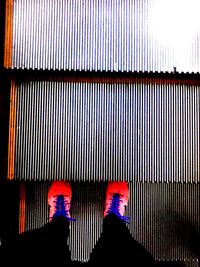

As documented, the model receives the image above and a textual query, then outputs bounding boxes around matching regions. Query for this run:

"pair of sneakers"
[48,181,129,223]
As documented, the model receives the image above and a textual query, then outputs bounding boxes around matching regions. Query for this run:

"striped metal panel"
[14,80,200,182]
[127,183,200,261]
[12,0,200,73]
[68,182,106,261]
[23,182,200,262]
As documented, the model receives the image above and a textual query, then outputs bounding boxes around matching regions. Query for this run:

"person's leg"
[0,181,73,266]
[88,182,155,266]
[0,217,71,266]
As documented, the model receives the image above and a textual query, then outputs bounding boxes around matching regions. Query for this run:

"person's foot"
[104,182,129,222]
[48,181,73,222]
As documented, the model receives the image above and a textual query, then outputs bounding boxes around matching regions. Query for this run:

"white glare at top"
[149,0,200,47]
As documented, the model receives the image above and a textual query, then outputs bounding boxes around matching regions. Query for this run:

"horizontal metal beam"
[1,68,200,84]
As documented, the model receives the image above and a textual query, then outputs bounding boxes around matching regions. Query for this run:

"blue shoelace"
[107,194,130,223]
[53,195,76,221]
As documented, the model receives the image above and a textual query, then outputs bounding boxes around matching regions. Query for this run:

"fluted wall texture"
[12,0,200,72]
[14,79,200,182]
[23,182,200,263]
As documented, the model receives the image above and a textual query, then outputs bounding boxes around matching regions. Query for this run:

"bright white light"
[149,0,200,47]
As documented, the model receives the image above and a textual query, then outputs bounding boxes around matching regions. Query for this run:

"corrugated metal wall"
[24,182,200,262]
[12,0,200,73]
[14,79,200,182]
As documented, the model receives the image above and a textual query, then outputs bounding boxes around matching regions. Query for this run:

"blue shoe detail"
[52,195,76,222]
[107,194,130,223]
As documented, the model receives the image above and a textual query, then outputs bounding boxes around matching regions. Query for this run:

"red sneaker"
[104,182,129,222]
[48,181,73,222]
